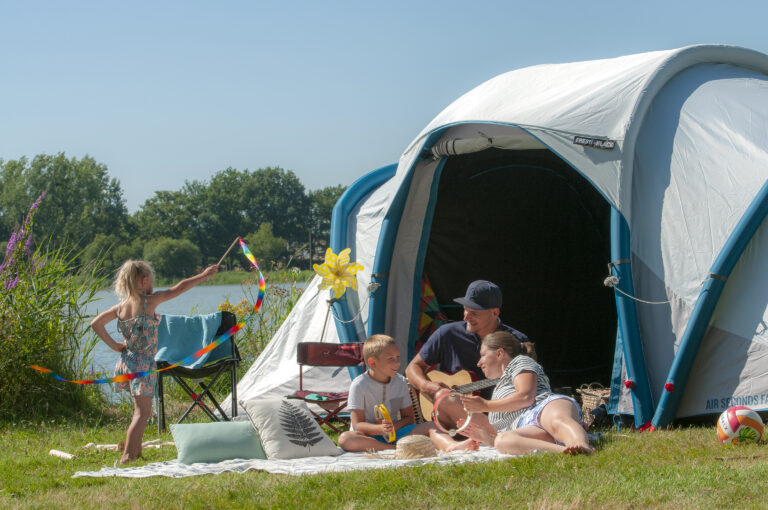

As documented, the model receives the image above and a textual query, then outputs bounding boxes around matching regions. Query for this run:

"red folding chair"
[287,341,364,433]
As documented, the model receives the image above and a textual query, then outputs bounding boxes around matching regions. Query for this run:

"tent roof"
[413,44,768,146]
[402,44,768,217]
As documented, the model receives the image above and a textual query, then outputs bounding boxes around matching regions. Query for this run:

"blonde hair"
[363,334,397,363]
[482,331,537,361]
[114,260,154,301]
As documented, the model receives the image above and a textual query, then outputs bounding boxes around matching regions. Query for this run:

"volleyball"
[716,406,763,444]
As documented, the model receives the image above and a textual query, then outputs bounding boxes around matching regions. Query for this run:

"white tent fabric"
[232,45,768,424]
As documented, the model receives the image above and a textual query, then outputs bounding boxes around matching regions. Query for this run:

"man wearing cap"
[406,280,529,424]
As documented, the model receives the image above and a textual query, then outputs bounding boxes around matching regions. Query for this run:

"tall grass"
[0,192,109,420]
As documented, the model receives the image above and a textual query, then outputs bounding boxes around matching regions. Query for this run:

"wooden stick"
[217,237,241,266]
[49,449,76,459]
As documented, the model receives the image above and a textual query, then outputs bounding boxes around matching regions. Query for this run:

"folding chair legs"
[307,402,349,433]
[174,376,223,424]
[157,371,167,434]
[157,362,238,432]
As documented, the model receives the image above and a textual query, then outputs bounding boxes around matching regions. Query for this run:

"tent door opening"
[419,147,616,390]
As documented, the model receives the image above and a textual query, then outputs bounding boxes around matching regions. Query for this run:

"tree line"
[0,153,346,278]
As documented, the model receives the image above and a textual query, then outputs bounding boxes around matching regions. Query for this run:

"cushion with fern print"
[240,398,341,459]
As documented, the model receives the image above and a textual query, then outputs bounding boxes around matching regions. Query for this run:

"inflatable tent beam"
[329,163,397,375]
[369,133,447,339]
[368,168,418,339]
[652,179,768,429]
[407,158,448,360]
[610,209,654,427]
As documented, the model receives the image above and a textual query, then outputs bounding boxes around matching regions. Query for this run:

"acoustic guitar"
[417,370,500,419]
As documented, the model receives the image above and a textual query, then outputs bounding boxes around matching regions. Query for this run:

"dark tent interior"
[422,148,617,390]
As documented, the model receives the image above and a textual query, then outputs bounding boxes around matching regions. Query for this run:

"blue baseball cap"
[453,280,502,310]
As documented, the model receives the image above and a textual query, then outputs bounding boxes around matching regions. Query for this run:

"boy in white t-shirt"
[338,334,436,452]
[338,334,478,452]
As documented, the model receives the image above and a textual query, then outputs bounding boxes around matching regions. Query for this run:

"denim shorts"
[516,395,582,430]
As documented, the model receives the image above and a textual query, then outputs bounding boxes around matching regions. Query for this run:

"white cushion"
[240,398,341,459]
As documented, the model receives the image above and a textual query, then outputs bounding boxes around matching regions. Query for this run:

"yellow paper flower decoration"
[313,247,364,299]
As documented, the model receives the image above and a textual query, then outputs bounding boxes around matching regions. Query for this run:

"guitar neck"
[454,377,499,394]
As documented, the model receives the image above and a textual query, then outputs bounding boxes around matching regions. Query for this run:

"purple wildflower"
[0,191,47,284]
[5,231,19,258]
[23,234,34,256]
[28,190,47,214]
[4,275,19,290]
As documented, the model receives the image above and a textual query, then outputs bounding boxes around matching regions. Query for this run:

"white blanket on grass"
[72,446,513,478]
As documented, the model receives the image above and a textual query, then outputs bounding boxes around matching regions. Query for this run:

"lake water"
[86,284,271,374]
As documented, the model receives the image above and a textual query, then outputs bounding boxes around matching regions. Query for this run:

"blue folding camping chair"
[155,310,240,432]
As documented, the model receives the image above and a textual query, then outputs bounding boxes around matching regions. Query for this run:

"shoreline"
[106,268,314,290]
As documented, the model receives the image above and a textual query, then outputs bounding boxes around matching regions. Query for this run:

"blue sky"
[2,1,767,212]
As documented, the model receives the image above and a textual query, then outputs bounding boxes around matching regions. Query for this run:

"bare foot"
[461,421,496,446]
[562,444,595,455]
[444,438,480,452]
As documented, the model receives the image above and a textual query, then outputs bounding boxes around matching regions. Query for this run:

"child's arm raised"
[90,305,126,352]
[151,265,219,305]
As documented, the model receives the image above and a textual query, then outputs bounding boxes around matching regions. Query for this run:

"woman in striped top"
[458,331,593,455]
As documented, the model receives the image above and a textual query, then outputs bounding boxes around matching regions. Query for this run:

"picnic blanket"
[72,446,514,478]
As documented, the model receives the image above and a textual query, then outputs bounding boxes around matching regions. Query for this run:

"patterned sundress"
[113,295,161,397]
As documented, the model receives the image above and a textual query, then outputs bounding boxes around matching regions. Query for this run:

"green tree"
[134,167,312,264]
[143,237,202,279]
[245,167,309,245]
[200,167,309,253]
[82,233,144,276]
[243,223,287,269]
[0,154,129,254]
[133,190,191,240]
[307,185,346,264]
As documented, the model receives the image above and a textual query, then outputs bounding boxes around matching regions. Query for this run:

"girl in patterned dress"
[91,260,218,464]
[457,331,593,455]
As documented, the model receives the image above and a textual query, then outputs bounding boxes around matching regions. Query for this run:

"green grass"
[3,415,768,510]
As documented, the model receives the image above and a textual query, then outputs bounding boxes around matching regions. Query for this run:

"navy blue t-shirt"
[417,321,530,383]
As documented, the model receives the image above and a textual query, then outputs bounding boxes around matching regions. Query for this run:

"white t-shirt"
[347,372,411,424]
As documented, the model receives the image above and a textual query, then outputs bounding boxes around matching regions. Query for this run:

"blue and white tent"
[234,45,768,429]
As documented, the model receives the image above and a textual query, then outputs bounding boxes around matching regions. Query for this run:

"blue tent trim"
[368,131,448,339]
[652,179,768,429]
[368,168,417,337]
[329,163,396,378]
[608,329,625,415]
[408,157,447,361]
[610,208,654,427]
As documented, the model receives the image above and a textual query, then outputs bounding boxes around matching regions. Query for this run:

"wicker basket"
[576,382,610,429]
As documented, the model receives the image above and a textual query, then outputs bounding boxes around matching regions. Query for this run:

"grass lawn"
[2,414,768,510]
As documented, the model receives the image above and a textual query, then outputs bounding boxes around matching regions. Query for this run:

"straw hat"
[395,435,437,459]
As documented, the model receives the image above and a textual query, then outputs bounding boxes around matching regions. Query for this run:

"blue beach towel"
[155,312,230,370]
